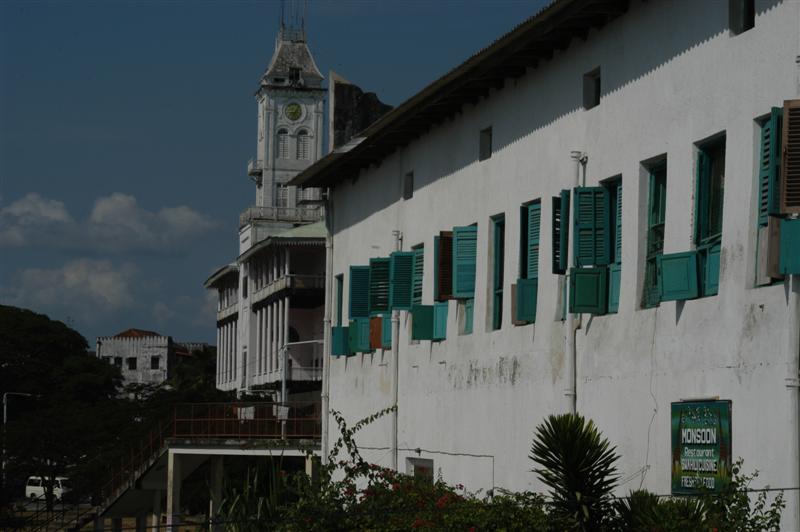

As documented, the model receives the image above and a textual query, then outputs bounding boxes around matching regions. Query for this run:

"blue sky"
[0,0,545,345]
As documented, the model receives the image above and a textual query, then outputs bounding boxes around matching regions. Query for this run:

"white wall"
[327,0,800,526]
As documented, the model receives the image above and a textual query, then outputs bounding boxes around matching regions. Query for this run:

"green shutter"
[780,218,800,274]
[452,226,477,298]
[331,326,351,357]
[381,313,392,348]
[699,242,721,297]
[349,266,370,318]
[515,278,538,323]
[369,258,390,314]
[348,318,371,352]
[569,267,608,315]
[614,182,622,263]
[411,304,434,340]
[694,151,712,244]
[608,263,621,313]
[573,187,609,267]
[657,251,699,301]
[463,298,474,334]
[758,108,783,226]
[552,190,570,274]
[389,251,414,310]
[412,247,424,305]
[433,301,448,341]
[527,202,541,279]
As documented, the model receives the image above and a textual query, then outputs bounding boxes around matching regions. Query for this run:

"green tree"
[529,413,619,531]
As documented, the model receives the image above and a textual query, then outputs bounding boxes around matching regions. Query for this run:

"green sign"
[671,400,731,495]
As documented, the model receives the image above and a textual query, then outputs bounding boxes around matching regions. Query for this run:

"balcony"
[239,205,323,228]
[253,274,325,304]
[247,158,263,177]
[297,187,323,205]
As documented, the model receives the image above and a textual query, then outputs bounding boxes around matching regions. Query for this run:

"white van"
[25,476,69,501]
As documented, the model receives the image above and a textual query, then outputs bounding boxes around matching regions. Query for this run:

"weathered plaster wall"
[328,0,800,526]
[96,335,171,386]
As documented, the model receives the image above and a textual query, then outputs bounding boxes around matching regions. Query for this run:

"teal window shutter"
[452,226,478,298]
[381,313,392,348]
[552,190,570,274]
[433,236,440,300]
[526,202,541,279]
[348,318,371,352]
[331,326,351,357]
[643,164,667,308]
[411,304,434,340]
[569,267,608,315]
[389,251,414,310]
[463,298,474,334]
[412,247,424,306]
[758,108,783,226]
[573,187,609,267]
[433,302,448,341]
[657,251,699,301]
[515,278,538,323]
[608,181,622,313]
[780,218,800,274]
[349,266,370,318]
[699,241,721,297]
[369,258,390,315]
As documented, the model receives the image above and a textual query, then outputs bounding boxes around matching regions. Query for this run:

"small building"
[96,328,176,386]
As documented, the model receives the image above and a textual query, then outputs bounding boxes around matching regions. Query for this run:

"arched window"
[277,129,289,159]
[296,130,310,160]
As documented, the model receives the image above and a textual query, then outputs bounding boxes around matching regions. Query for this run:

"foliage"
[529,413,619,531]
[612,489,706,531]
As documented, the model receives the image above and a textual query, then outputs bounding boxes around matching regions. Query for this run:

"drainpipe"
[391,230,403,471]
[321,188,333,465]
[565,151,587,415]
[789,273,800,527]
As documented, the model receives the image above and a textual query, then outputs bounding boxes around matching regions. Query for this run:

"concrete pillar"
[256,309,262,376]
[111,517,122,532]
[216,326,221,385]
[284,295,290,379]
[135,514,147,532]
[271,301,277,373]
[208,456,224,532]
[166,451,182,530]
[277,298,284,375]
[151,489,162,531]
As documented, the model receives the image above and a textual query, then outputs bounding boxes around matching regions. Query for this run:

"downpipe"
[321,188,334,464]
[565,151,587,415]
[391,229,403,471]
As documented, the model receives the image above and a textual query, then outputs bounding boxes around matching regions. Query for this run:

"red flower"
[435,494,450,509]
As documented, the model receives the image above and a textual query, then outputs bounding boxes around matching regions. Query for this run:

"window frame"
[491,214,505,330]
[642,161,667,308]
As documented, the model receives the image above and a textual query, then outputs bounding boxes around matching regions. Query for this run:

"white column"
[255,309,262,376]
[226,323,231,383]
[166,450,182,530]
[216,326,221,385]
[283,295,290,371]
[271,302,277,373]
[261,309,267,375]
[277,298,284,373]
[233,322,237,381]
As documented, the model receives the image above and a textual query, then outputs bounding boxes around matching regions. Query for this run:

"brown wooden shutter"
[369,316,383,350]
[780,99,800,215]
[436,231,453,301]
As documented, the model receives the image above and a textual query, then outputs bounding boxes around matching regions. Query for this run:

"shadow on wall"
[333,0,783,233]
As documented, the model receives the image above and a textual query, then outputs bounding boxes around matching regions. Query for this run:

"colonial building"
[96,328,178,386]
[292,0,800,527]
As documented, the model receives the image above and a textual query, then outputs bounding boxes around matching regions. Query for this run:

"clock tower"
[244,17,325,247]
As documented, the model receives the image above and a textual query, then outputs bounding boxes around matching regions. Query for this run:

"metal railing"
[247,158,263,177]
[99,402,320,508]
[239,205,323,228]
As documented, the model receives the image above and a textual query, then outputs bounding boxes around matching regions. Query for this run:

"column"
[283,295,290,377]
[151,489,163,531]
[255,309,262,376]
[277,298,284,373]
[233,322,238,381]
[261,309,267,376]
[166,451,182,530]
[208,456,224,532]
[215,327,220,385]
[271,301,277,373]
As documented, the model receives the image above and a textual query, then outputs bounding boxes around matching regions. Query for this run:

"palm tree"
[529,413,619,531]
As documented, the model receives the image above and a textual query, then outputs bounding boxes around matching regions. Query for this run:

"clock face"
[285,103,302,122]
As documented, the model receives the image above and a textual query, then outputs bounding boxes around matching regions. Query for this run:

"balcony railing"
[240,205,323,228]
[297,187,323,204]
[252,274,325,303]
[247,158,263,177]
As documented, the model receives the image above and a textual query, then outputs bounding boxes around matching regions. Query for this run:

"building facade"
[292,0,800,528]
[206,22,326,399]
[96,328,177,386]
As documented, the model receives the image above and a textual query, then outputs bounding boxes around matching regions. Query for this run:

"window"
[335,274,344,326]
[412,245,424,305]
[242,276,248,299]
[276,186,289,208]
[452,225,478,298]
[151,356,160,370]
[695,136,726,297]
[730,0,755,35]
[297,130,310,159]
[403,171,414,200]
[583,67,601,109]
[289,67,300,84]
[434,232,453,301]
[127,357,137,370]
[114,357,122,367]
[551,191,569,275]
[277,129,289,159]
[568,178,621,315]
[491,215,505,330]
[479,127,492,161]
[643,162,667,308]
[406,458,434,482]
[368,258,390,315]
[516,201,540,324]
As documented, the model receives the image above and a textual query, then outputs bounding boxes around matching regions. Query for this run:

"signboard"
[671,400,731,495]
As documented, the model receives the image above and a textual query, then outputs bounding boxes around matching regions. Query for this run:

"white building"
[291,0,800,527]
[205,21,326,400]
[96,328,176,386]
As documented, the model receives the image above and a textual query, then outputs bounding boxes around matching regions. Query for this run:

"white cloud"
[1,259,138,321]
[0,192,216,253]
